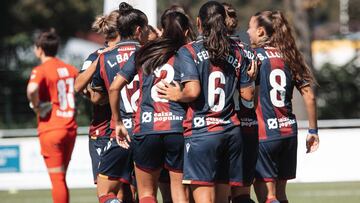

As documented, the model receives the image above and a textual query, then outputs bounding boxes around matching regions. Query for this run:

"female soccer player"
[220,3,259,203]
[156,1,255,202]
[247,11,319,203]
[109,11,193,203]
[157,6,197,203]
[91,2,149,203]
[74,9,119,185]
[74,9,136,202]
[27,29,78,203]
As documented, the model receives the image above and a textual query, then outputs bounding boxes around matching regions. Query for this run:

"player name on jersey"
[107,51,135,68]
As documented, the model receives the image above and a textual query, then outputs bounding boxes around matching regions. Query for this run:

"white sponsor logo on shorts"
[186,143,191,153]
[96,148,102,156]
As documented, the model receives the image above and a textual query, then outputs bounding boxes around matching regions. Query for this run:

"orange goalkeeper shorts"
[39,128,77,169]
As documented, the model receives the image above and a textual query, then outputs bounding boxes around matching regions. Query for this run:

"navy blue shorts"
[89,136,110,183]
[97,138,133,184]
[183,127,244,186]
[241,130,259,186]
[255,136,297,182]
[132,133,184,172]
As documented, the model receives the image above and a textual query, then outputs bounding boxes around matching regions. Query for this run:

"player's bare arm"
[300,85,319,153]
[74,56,99,93]
[240,84,255,102]
[87,85,108,105]
[109,74,131,148]
[27,82,40,114]
[156,80,200,103]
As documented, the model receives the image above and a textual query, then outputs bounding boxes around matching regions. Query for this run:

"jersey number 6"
[208,71,226,112]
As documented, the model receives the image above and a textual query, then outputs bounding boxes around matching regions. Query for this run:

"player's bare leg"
[190,185,215,203]
[215,183,230,203]
[116,186,124,201]
[254,180,278,203]
[97,175,122,203]
[134,166,160,203]
[169,171,189,203]
[275,180,288,203]
[265,181,277,202]
[159,182,172,203]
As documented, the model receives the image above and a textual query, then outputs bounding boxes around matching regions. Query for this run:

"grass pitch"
[1,182,360,203]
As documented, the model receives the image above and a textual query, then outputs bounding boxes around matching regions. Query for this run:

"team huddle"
[26,1,320,203]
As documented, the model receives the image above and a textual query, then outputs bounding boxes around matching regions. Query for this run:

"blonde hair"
[92,10,119,40]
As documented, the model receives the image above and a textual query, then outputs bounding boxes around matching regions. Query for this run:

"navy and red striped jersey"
[229,35,259,135]
[81,48,112,137]
[92,40,140,135]
[118,54,186,135]
[179,37,252,137]
[255,47,309,141]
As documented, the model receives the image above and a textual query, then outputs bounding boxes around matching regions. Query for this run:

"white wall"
[0,128,360,190]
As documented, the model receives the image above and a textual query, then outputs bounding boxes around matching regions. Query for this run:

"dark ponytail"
[117,2,148,39]
[162,5,196,42]
[199,1,230,65]
[135,11,190,75]
[222,2,238,35]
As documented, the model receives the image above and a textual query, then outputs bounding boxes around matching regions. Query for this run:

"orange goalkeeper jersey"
[28,58,78,134]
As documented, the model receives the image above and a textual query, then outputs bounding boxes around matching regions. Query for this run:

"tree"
[316,57,360,119]
[0,0,103,128]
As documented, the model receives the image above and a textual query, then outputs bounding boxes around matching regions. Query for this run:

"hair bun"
[49,27,56,34]
[119,2,133,13]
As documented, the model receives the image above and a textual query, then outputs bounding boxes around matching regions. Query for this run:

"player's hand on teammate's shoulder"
[156,80,182,102]
[306,133,319,153]
[115,121,131,149]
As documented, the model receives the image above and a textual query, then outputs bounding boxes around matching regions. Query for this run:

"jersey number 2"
[151,64,175,103]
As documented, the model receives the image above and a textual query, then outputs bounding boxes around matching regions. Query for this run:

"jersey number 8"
[57,78,75,110]
[269,69,286,107]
